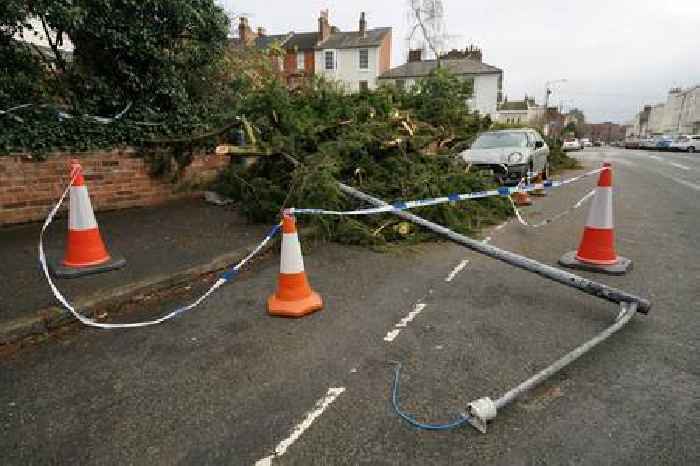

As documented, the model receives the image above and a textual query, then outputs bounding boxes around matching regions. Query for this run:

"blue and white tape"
[288,167,606,217]
[511,189,596,228]
[39,177,281,329]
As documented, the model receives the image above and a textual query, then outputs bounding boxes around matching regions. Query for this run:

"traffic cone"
[267,214,323,318]
[530,174,548,197]
[559,163,631,275]
[49,160,126,278]
[512,190,532,206]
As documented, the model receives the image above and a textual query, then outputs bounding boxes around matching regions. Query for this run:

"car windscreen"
[472,132,528,149]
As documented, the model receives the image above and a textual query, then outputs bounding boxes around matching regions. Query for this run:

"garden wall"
[0,149,228,226]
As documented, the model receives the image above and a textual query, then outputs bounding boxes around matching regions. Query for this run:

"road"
[1,147,698,465]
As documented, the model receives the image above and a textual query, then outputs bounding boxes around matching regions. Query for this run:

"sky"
[218,0,700,123]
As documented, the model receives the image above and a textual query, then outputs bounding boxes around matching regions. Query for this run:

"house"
[627,85,700,137]
[232,11,392,92]
[496,96,544,126]
[314,12,392,92]
[378,46,504,116]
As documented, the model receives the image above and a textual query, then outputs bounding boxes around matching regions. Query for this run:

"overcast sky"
[218,0,700,123]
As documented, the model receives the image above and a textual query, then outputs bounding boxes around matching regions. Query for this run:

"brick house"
[232,11,392,91]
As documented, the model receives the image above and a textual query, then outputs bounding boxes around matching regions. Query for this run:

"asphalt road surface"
[1,147,698,465]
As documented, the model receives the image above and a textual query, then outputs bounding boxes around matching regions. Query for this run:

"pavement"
[0,197,270,343]
[1,147,699,465]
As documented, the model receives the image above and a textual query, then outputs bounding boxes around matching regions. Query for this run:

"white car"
[562,138,581,151]
[460,129,550,185]
[671,135,700,153]
[580,138,593,147]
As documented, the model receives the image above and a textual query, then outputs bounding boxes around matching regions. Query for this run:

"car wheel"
[689,146,695,153]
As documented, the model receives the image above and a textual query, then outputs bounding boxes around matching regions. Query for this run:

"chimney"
[359,12,367,37]
[408,49,423,62]
[464,44,483,62]
[238,17,257,45]
[257,27,266,37]
[319,10,331,42]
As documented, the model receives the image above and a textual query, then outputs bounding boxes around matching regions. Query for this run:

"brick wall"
[0,149,228,226]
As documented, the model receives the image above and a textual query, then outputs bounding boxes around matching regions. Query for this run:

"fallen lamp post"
[336,182,650,433]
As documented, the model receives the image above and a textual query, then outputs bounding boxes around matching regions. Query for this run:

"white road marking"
[494,222,508,231]
[395,303,427,328]
[669,162,691,171]
[672,177,700,191]
[649,155,663,161]
[383,329,401,342]
[445,259,470,282]
[383,303,427,342]
[255,387,346,466]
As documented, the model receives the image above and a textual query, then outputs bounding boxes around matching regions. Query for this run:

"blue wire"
[391,363,472,431]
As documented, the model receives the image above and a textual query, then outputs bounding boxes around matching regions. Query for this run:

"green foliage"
[33,0,230,115]
[213,74,511,246]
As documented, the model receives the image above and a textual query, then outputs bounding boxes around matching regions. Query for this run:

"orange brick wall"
[0,149,228,226]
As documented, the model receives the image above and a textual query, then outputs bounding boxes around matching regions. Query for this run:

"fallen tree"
[213,71,513,246]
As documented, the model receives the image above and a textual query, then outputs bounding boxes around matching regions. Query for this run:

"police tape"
[288,166,607,217]
[510,189,596,228]
[39,177,281,329]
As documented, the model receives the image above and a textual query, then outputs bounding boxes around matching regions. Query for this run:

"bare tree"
[406,0,447,66]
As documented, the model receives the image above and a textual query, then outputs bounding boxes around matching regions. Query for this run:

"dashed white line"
[383,329,401,342]
[669,162,691,171]
[649,155,663,161]
[383,303,427,342]
[255,387,346,466]
[445,259,470,282]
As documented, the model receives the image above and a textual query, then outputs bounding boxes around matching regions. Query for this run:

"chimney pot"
[359,12,367,37]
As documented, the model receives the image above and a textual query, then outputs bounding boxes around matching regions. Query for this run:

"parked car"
[671,135,700,153]
[655,135,675,150]
[593,140,603,147]
[562,138,582,151]
[624,137,640,149]
[639,137,657,149]
[459,129,549,185]
[581,138,593,147]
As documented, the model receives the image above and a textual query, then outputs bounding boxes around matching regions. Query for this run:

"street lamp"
[544,79,567,109]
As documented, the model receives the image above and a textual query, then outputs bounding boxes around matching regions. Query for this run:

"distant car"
[593,140,603,147]
[562,138,582,151]
[639,137,657,149]
[459,129,550,185]
[624,137,640,149]
[671,135,700,153]
[655,135,674,150]
[581,138,593,147]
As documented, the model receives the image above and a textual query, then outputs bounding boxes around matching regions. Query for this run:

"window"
[324,51,335,70]
[395,79,405,91]
[359,49,369,69]
[296,52,305,70]
[359,81,369,92]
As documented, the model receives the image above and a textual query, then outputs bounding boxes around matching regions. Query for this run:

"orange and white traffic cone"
[512,190,533,206]
[530,174,548,197]
[49,160,126,278]
[267,214,323,317]
[559,163,631,275]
